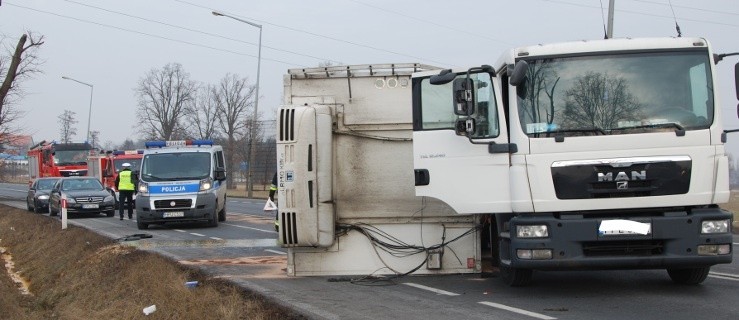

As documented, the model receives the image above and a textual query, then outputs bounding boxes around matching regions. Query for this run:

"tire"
[34,203,44,214]
[667,267,710,285]
[137,220,149,230]
[27,199,34,212]
[208,213,219,227]
[500,264,533,287]
[106,211,114,217]
[218,207,226,222]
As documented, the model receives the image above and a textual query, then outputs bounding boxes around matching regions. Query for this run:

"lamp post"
[61,76,94,145]
[212,11,262,198]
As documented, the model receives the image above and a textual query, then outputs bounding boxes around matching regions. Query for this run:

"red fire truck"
[27,140,92,183]
[88,150,143,195]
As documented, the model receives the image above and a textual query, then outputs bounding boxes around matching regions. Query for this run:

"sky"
[1,0,739,154]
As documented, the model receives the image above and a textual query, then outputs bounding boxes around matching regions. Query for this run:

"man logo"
[617,181,629,190]
[598,170,646,182]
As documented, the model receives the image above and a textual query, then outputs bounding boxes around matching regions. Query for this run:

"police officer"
[115,163,136,220]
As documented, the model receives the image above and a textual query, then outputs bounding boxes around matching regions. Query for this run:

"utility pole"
[606,0,615,39]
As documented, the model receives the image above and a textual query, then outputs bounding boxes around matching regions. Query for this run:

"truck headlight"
[701,220,729,234]
[516,225,548,238]
[199,177,213,191]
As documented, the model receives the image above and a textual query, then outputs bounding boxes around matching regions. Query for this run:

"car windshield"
[36,179,59,190]
[54,150,89,166]
[140,152,211,182]
[62,179,104,191]
[517,49,713,137]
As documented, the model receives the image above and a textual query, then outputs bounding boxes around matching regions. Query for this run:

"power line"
[347,0,514,47]
[5,2,306,67]
[62,0,342,65]
[628,0,739,17]
[539,0,739,28]
[173,0,457,67]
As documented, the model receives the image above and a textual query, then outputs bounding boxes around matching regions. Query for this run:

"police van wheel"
[137,221,148,230]
[208,214,218,227]
[218,207,226,222]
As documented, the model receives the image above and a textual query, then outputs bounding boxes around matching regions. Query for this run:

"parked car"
[26,177,61,213]
[48,177,116,217]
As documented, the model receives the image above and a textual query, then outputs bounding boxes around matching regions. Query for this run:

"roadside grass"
[0,206,301,319]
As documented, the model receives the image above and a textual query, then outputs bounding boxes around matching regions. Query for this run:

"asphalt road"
[2,182,739,320]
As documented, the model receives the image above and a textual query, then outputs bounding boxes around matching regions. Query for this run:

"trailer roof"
[288,63,440,79]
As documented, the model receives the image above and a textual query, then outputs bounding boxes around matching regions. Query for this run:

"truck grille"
[154,199,192,209]
[279,108,295,142]
[582,240,664,257]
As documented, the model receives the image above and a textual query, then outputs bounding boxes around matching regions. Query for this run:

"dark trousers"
[118,190,134,218]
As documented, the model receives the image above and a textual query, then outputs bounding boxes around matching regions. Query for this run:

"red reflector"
[62,199,67,208]
[467,257,475,268]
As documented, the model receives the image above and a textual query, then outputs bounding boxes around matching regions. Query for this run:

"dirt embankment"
[0,205,301,320]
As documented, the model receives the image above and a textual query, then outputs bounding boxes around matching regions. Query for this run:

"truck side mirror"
[453,78,475,116]
[455,118,476,136]
[509,60,529,86]
[430,69,456,85]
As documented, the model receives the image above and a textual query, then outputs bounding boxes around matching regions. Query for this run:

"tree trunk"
[0,34,27,119]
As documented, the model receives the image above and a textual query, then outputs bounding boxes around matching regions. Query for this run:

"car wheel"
[27,199,34,212]
[33,201,44,214]
[49,202,57,216]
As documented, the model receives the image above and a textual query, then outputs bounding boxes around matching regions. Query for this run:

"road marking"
[210,237,223,241]
[221,223,275,233]
[402,283,459,296]
[709,272,739,281]
[733,243,738,246]
[190,233,206,237]
[265,249,286,255]
[478,301,557,320]
[174,229,186,233]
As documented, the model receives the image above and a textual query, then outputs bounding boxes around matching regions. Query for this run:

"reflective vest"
[118,170,135,191]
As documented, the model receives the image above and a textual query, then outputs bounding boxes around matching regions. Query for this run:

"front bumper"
[503,207,733,270]
[135,193,217,224]
[65,203,116,213]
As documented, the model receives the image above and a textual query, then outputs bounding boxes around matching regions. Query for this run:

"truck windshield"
[54,150,89,166]
[140,152,210,181]
[517,50,713,137]
[114,159,142,172]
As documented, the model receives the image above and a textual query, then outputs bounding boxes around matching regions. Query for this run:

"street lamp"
[212,10,262,198]
[61,76,94,145]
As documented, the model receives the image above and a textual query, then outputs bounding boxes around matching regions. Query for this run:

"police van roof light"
[145,140,214,148]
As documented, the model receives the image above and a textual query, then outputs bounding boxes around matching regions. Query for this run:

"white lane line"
[174,229,186,233]
[478,301,557,320]
[210,237,223,241]
[221,223,275,233]
[265,249,286,255]
[709,274,739,282]
[190,233,206,237]
[402,283,459,296]
[733,243,738,246]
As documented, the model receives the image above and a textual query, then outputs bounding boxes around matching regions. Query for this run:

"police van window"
[420,73,499,138]
[216,151,225,168]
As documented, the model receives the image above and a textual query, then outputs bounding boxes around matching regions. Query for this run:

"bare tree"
[58,109,78,143]
[134,62,197,140]
[562,71,641,129]
[214,73,256,189]
[188,84,221,140]
[0,32,44,138]
[89,130,100,149]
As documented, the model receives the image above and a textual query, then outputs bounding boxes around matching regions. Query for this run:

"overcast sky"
[1,0,738,153]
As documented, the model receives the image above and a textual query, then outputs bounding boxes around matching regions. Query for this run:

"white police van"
[134,140,227,230]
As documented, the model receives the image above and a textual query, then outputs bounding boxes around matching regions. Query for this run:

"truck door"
[412,70,512,214]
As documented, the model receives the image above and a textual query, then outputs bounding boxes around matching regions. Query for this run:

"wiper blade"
[545,127,606,135]
[616,122,686,136]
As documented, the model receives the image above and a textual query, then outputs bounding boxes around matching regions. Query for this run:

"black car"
[48,177,116,217]
[26,177,61,213]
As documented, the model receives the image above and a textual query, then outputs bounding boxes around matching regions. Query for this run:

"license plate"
[82,204,99,209]
[598,219,651,236]
[163,211,184,218]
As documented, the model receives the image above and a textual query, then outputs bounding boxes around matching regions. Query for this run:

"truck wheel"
[667,267,710,285]
[137,220,148,230]
[500,265,533,287]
